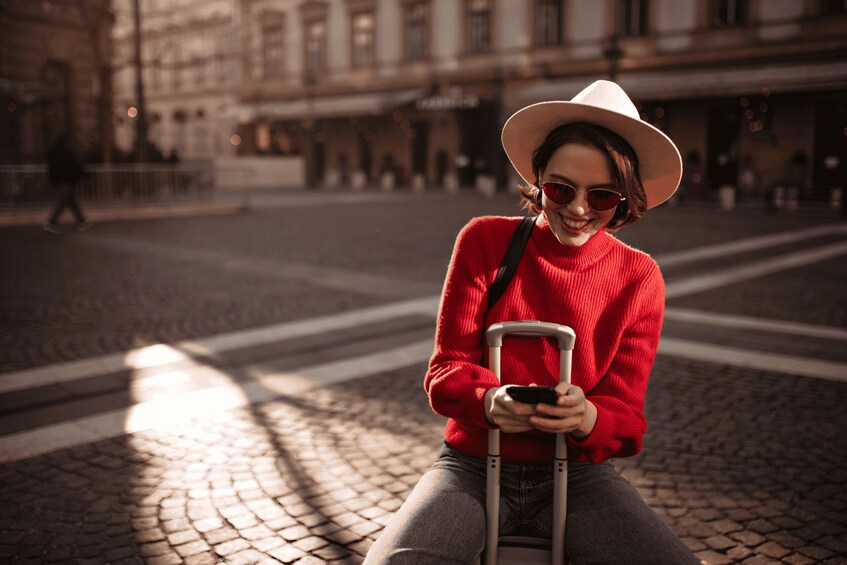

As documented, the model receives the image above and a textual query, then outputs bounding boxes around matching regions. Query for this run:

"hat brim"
[502,101,682,208]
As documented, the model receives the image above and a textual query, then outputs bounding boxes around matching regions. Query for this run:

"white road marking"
[664,307,847,341]
[0,296,439,394]
[83,235,442,298]
[659,337,847,383]
[3,223,846,463]
[654,223,847,267]
[0,339,435,464]
[665,241,847,299]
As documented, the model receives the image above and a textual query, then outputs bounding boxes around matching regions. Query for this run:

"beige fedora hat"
[502,80,682,208]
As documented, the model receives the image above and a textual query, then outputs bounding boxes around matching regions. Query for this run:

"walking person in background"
[364,81,700,564]
[43,135,91,233]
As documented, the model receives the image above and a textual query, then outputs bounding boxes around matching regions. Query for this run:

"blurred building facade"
[111,0,240,162]
[114,0,847,197]
[0,0,113,163]
[234,0,847,196]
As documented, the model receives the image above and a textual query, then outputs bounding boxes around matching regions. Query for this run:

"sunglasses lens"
[587,189,623,211]
[541,182,576,205]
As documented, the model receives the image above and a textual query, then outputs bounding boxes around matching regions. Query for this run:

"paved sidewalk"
[1,193,845,564]
[1,315,845,564]
[0,199,247,227]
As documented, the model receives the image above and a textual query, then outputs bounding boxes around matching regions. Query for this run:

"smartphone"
[506,386,559,406]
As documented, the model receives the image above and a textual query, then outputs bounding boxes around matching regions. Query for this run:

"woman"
[364,81,699,564]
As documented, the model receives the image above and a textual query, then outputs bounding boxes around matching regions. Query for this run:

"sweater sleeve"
[424,217,505,430]
[570,262,665,462]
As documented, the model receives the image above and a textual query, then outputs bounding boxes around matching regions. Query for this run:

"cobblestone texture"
[0,193,845,563]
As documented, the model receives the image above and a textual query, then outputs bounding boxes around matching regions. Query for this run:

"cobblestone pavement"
[0,191,845,564]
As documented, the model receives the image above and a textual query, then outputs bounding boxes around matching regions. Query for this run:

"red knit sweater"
[425,215,665,465]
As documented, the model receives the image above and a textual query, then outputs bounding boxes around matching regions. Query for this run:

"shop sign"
[416,94,481,111]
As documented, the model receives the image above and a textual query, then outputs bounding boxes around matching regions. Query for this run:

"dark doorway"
[458,102,498,188]
[435,150,449,186]
[359,129,372,181]
[706,102,741,191]
[412,120,429,178]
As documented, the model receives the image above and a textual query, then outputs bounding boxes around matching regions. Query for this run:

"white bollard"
[786,188,799,211]
[444,172,459,194]
[830,188,843,210]
[719,184,736,211]
[773,186,786,209]
[380,172,395,192]
[351,171,367,191]
[412,173,426,193]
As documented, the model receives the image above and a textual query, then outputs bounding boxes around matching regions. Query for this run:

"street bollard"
[830,188,843,210]
[444,171,459,194]
[412,173,426,193]
[786,188,799,211]
[380,171,395,192]
[719,184,736,211]
[352,171,367,191]
[773,186,786,209]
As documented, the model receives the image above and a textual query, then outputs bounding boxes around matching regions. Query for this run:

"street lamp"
[132,0,149,162]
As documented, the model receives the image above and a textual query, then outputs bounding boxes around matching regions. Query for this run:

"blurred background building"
[3,0,846,202]
[110,0,239,162]
[0,0,113,163]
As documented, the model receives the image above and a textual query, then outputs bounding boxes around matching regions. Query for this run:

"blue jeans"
[364,443,699,564]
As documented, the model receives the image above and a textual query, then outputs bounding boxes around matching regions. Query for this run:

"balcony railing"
[0,163,215,208]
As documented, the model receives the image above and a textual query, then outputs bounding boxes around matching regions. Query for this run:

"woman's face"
[540,143,617,247]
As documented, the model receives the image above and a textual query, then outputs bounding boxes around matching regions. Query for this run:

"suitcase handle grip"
[486,321,575,350]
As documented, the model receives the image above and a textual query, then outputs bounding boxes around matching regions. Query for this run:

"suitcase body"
[476,321,576,565]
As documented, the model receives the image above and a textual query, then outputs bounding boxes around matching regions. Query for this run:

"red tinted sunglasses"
[540,182,625,212]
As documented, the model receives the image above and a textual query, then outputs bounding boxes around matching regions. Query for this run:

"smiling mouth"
[561,216,591,232]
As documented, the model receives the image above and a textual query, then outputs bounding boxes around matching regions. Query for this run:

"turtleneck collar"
[532,213,615,269]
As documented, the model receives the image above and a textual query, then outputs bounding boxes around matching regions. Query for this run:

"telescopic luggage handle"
[484,321,575,565]
[486,320,576,350]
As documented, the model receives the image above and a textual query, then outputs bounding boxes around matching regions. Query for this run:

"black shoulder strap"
[487,216,535,310]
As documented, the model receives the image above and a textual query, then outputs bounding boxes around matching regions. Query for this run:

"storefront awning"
[0,77,55,104]
[513,59,847,104]
[243,88,428,122]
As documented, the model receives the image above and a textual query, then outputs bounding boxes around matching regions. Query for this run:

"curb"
[0,201,249,227]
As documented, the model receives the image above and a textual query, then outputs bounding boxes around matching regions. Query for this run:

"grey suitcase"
[476,321,576,565]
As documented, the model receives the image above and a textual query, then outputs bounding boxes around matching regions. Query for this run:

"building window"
[192,57,205,86]
[404,2,429,61]
[151,60,162,92]
[618,0,649,37]
[215,52,227,85]
[262,19,285,79]
[305,20,327,75]
[352,12,375,68]
[820,0,847,15]
[171,44,182,90]
[467,0,491,53]
[536,0,562,47]
[711,0,748,27]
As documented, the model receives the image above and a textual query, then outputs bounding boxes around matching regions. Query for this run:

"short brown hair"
[517,122,647,230]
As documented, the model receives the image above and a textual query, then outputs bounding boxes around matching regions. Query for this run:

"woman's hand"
[484,387,536,433]
[530,385,598,439]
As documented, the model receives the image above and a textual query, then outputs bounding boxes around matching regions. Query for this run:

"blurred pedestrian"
[364,81,699,564]
[43,135,91,233]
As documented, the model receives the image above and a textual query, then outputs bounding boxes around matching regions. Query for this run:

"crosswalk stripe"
[0,339,435,464]
[3,224,846,464]
[659,337,847,383]
[665,241,847,299]
[664,307,847,341]
[83,235,442,298]
[0,296,439,394]
[654,223,847,267]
